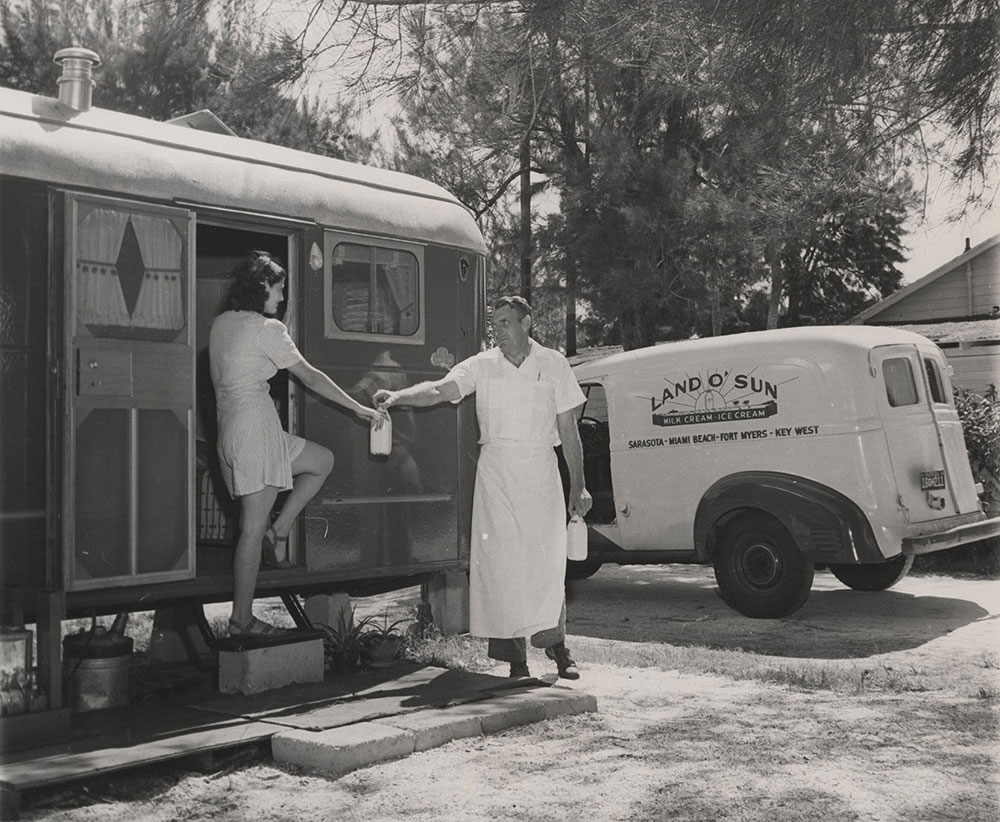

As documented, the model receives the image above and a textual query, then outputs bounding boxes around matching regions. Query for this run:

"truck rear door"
[871,343,982,523]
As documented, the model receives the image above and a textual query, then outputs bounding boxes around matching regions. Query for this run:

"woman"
[210,251,383,637]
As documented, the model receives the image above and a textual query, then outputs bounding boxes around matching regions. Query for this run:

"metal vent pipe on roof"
[53,47,101,111]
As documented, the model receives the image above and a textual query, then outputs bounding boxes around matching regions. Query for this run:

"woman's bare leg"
[232,486,279,627]
[269,440,335,549]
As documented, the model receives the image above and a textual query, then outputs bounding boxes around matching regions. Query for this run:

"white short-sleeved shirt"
[446,339,585,446]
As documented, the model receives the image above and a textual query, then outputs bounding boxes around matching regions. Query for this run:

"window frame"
[323,231,425,345]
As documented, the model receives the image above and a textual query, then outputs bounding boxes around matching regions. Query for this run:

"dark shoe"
[509,662,531,678]
[545,642,580,680]
[261,527,292,569]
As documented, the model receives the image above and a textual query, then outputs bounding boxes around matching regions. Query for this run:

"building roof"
[892,318,1000,344]
[853,233,1000,323]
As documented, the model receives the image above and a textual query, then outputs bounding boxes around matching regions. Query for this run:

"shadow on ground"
[565,564,994,659]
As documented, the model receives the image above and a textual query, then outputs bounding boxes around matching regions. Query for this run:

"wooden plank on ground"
[0,717,275,791]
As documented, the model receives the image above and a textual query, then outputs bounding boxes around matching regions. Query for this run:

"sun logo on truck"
[646,369,791,427]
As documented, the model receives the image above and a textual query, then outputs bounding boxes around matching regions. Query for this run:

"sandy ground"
[22,567,1000,821]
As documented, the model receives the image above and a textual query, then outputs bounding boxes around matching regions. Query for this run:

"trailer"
[0,50,487,726]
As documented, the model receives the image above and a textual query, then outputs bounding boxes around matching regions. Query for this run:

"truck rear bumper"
[902,516,1000,555]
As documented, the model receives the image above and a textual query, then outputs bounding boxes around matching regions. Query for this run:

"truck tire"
[827,554,913,592]
[713,512,814,618]
[566,559,603,581]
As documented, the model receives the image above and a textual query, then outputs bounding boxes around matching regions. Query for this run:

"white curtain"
[379,249,418,334]
[77,208,130,326]
[131,214,184,330]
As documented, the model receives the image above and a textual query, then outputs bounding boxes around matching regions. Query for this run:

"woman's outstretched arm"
[288,359,384,427]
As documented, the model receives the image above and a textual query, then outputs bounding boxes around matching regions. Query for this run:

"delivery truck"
[570,326,1000,617]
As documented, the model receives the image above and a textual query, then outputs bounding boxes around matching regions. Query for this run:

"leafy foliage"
[315,605,378,670]
[380,0,996,350]
[955,386,1000,488]
[0,0,375,160]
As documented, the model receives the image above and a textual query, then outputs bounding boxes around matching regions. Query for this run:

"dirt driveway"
[566,563,997,662]
[24,567,1000,822]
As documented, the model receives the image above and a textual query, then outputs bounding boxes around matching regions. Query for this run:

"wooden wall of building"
[874,244,1000,323]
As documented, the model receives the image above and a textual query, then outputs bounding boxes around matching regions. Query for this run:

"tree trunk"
[709,273,722,337]
[519,135,532,302]
[566,259,577,356]
[765,240,783,330]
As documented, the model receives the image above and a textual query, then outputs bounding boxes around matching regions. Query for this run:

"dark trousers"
[486,603,566,663]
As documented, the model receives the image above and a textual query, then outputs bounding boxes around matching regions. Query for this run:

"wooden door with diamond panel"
[63,193,196,590]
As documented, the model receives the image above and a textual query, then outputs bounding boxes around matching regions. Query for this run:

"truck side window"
[579,383,609,422]
[923,357,946,404]
[883,357,919,407]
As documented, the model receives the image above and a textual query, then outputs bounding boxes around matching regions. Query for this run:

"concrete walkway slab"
[271,685,597,776]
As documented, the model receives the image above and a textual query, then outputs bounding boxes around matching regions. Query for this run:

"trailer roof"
[0,86,486,254]
[573,325,937,379]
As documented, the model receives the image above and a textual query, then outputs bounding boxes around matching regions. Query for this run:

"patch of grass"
[578,636,979,696]
[977,685,998,700]
[404,631,990,698]
[402,624,494,673]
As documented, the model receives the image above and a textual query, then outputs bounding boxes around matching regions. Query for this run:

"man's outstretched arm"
[373,378,462,409]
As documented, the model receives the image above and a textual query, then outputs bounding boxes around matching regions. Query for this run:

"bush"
[919,387,1000,578]
[913,538,1000,577]
[954,387,1000,491]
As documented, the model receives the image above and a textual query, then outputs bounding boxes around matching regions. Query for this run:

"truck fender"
[694,471,883,565]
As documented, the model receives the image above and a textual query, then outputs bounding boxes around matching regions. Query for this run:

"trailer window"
[883,357,919,407]
[923,357,946,404]
[329,242,419,337]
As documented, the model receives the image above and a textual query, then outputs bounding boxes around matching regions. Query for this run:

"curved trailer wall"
[0,83,487,712]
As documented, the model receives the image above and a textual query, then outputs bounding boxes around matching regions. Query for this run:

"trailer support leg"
[35,592,64,710]
[0,784,21,821]
[421,571,469,636]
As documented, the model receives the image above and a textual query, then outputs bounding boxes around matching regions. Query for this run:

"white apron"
[468,443,567,639]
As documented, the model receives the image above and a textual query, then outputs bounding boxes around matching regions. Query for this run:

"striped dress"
[209,311,306,497]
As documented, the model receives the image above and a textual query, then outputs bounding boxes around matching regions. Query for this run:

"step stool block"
[219,638,324,695]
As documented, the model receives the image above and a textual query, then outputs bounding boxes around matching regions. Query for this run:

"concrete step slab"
[271,685,597,775]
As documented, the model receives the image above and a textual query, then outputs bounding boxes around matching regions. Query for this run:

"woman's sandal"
[228,616,286,638]
[261,527,292,570]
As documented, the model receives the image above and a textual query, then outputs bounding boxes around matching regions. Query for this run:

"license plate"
[920,470,946,491]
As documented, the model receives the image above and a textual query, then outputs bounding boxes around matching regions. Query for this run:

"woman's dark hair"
[225,251,286,313]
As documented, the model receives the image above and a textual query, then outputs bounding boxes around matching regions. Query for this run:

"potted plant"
[315,605,375,674]
[359,610,410,668]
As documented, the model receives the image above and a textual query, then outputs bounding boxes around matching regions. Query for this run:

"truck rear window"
[923,357,946,404]
[883,357,919,407]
